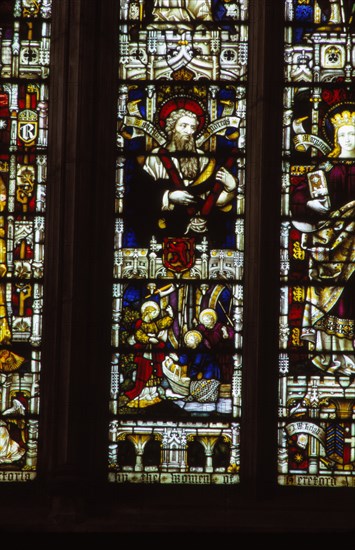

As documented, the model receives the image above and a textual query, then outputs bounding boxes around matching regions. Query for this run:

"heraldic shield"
[163,237,195,273]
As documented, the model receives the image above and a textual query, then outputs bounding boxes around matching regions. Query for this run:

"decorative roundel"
[221,48,238,64]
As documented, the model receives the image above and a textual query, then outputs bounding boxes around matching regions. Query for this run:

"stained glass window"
[0,0,52,481]
[278,0,355,487]
[109,0,249,484]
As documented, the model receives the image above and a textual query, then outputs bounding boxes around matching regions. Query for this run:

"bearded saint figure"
[138,108,238,244]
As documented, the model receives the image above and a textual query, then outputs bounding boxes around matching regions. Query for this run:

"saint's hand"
[165,305,173,317]
[215,167,236,192]
[169,190,196,206]
[306,198,330,215]
[222,326,229,339]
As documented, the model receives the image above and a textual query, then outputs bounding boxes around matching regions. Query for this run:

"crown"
[330,110,355,129]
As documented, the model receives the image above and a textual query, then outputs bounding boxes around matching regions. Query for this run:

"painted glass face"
[337,124,355,157]
[278,0,355,488]
[110,0,249,485]
[174,116,198,137]
[0,0,53,482]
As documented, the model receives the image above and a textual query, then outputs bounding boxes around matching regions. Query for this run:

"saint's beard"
[167,132,199,179]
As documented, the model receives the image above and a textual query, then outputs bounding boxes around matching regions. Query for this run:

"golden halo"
[140,300,160,318]
[198,308,217,326]
[184,330,203,346]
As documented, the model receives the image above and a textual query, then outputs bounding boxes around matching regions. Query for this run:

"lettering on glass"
[0,0,52,480]
[278,0,355,486]
[110,0,249,484]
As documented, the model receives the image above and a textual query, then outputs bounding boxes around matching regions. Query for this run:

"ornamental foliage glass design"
[0,0,51,482]
[109,0,248,484]
[278,0,355,487]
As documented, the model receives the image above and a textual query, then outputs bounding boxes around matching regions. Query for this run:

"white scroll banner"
[196,116,241,146]
[123,115,167,145]
[293,133,332,155]
[122,115,241,147]
[286,421,326,444]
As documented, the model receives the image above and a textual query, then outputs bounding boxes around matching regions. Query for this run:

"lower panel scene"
[109,421,240,484]
[0,349,40,482]
[109,280,242,484]
[278,375,355,487]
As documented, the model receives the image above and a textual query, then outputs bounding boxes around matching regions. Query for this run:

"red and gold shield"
[163,237,195,273]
